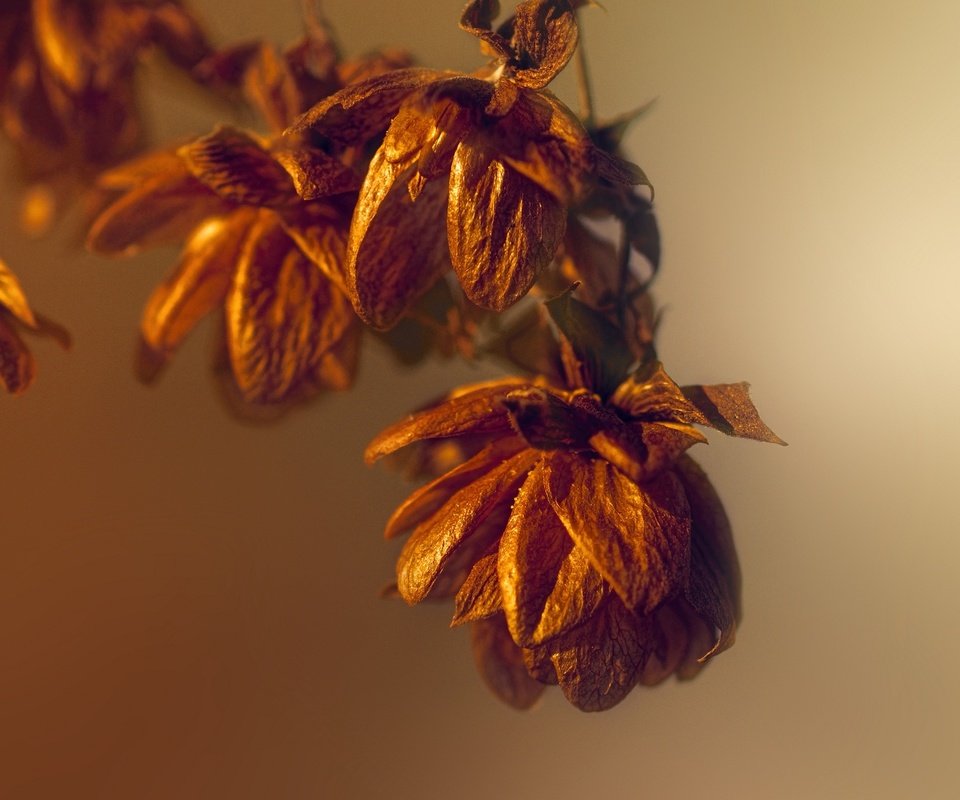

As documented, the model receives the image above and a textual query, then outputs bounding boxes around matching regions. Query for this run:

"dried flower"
[0,257,70,394]
[366,293,784,710]
[287,0,644,330]
[0,0,210,232]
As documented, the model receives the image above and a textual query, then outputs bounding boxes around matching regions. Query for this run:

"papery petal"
[0,313,34,394]
[453,545,503,625]
[675,455,741,659]
[86,170,226,255]
[589,420,706,485]
[179,126,296,206]
[385,436,526,539]
[545,451,691,613]
[448,141,564,311]
[501,386,592,449]
[272,143,360,200]
[0,258,38,328]
[549,596,649,711]
[472,616,545,710]
[275,200,351,293]
[347,146,450,329]
[499,459,607,646]
[610,360,701,421]
[511,0,578,90]
[287,67,444,142]
[396,449,537,604]
[226,211,354,403]
[460,0,513,59]
[140,211,254,361]
[637,603,691,686]
[681,383,787,445]
[365,378,529,463]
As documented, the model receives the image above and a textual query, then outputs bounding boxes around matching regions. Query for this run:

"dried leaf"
[178,126,296,207]
[226,211,354,403]
[0,259,38,329]
[452,545,503,625]
[364,378,528,463]
[395,449,536,603]
[511,0,579,90]
[141,211,254,359]
[448,141,565,311]
[0,313,34,395]
[681,383,787,445]
[499,460,607,646]
[471,616,545,710]
[545,451,691,613]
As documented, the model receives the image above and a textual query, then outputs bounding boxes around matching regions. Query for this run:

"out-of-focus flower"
[366,292,784,710]
[0,0,211,233]
[85,28,387,411]
[287,0,645,330]
[0,257,70,394]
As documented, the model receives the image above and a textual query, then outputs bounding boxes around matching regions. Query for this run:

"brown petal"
[347,143,451,329]
[511,0,579,90]
[149,1,212,69]
[86,171,226,255]
[589,420,706,485]
[452,545,503,625]
[545,451,691,613]
[675,455,741,660]
[459,1,513,59]
[287,67,444,142]
[313,321,360,392]
[499,460,607,646]
[448,141,565,311]
[272,143,360,200]
[140,210,255,361]
[471,616,546,710]
[364,378,529,463]
[275,201,351,293]
[638,603,692,686]
[226,211,355,404]
[179,126,296,207]
[95,149,187,191]
[549,596,649,711]
[0,259,38,329]
[384,437,526,539]
[395,449,536,603]
[501,386,593,450]
[33,0,91,91]
[610,360,702,422]
[681,383,787,445]
[0,313,35,395]
[242,42,302,133]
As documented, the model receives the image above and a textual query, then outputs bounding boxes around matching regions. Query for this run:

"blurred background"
[2,1,959,797]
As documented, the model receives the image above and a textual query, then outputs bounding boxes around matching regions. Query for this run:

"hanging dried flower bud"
[367,293,784,710]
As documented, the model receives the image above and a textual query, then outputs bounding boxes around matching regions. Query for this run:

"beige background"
[2,1,959,798]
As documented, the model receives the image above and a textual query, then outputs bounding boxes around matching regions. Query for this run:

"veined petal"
[140,210,255,360]
[681,383,787,445]
[364,378,530,463]
[471,616,545,710]
[675,455,741,660]
[347,144,450,329]
[448,141,565,311]
[610,360,702,422]
[0,258,38,329]
[499,459,607,646]
[501,386,593,449]
[545,451,691,613]
[239,42,301,133]
[385,436,526,539]
[275,200,352,293]
[511,0,579,90]
[0,313,35,395]
[589,420,707,485]
[452,545,503,625]
[86,170,226,255]
[226,211,354,404]
[178,126,296,207]
[549,596,649,712]
[460,0,513,59]
[272,143,360,200]
[396,448,537,604]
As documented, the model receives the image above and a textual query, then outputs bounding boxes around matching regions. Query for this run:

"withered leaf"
[0,314,34,395]
[0,258,38,329]
[549,597,649,712]
[347,148,450,329]
[499,460,607,646]
[226,211,354,404]
[471,616,545,710]
[395,448,536,604]
[384,437,525,539]
[452,545,503,625]
[448,141,565,311]
[140,210,255,360]
[179,126,296,207]
[364,378,529,463]
[545,451,691,613]
[511,0,579,90]
[681,383,787,445]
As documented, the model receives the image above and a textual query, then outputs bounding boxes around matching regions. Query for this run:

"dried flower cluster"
[3,0,783,712]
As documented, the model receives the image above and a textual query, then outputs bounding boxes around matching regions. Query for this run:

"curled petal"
[511,0,579,90]
[589,420,707,484]
[448,141,565,311]
[396,449,537,604]
[364,378,530,463]
[471,616,545,710]
[610,360,701,421]
[452,546,503,625]
[460,0,513,59]
[178,126,296,207]
[499,460,607,646]
[140,210,255,362]
[681,383,787,445]
[545,451,691,613]
[240,42,302,133]
[33,0,92,91]
[0,314,35,395]
[501,386,593,449]
[272,143,360,200]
